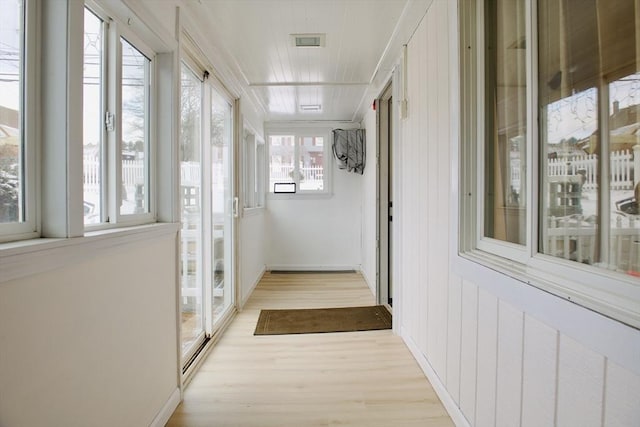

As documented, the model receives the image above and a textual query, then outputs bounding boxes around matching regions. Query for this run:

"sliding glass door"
[179,61,235,365]
[210,89,234,326]
[179,63,204,359]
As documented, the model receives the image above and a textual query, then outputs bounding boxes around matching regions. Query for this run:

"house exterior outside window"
[268,130,330,195]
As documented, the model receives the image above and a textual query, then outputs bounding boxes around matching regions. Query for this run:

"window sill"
[0,222,180,284]
[268,192,333,201]
[459,249,640,330]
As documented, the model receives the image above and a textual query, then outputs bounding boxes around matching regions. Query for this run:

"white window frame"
[83,1,157,230]
[109,25,156,226]
[461,0,640,328]
[256,140,265,207]
[242,122,265,212]
[473,0,533,265]
[0,0,38,243]
[266,126,332,197]
[82,5,108,226]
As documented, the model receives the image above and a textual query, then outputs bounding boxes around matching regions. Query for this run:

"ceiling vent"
[291,33,325,48]
[300,104,322,112]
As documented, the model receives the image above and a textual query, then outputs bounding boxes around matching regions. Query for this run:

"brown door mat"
[254,305,392,335]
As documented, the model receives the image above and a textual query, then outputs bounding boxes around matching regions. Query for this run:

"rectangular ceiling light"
[291,33,325,48]
[300,104,322,111]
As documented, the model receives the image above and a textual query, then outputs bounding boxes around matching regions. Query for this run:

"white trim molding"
[240,265,266,310]
[402,328,471,427]
[149,388,181,427]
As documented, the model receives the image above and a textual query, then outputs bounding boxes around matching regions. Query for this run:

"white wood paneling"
[460,279,479,424]
[396,0,451,377]
[416,8,429,356]
[521,315,558,427]
[604,360,640,427]
[557,334,605,427]
[401,14,423,349]
[425,0,450,380]
[446,275,463,404]
[434,0,453,382]
[475,288,498,427]
[496,300,524,427]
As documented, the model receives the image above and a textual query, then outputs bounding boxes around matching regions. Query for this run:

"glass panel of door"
[179,63,204,358]
[179,63,235,364]
[210,88,234,325]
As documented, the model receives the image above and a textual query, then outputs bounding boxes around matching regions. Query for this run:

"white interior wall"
[239,211,267,306]
[266,123,363,271]
[371,1,640,426]
[239,114,267,307]
[266,166,363,271]
[0,230,179,427]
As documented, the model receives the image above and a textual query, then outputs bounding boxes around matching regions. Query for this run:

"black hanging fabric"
[332,129,366,175]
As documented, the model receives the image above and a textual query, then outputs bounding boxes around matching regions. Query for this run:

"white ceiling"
[183,0,413,122]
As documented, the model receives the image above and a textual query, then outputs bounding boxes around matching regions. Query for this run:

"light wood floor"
[167,272,454,427]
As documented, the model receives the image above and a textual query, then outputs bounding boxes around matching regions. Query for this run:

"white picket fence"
[83,156,145,197]
[269,164,323,181]
[269,164,323,190]
[547,150,633,190]
[83,157,205,194]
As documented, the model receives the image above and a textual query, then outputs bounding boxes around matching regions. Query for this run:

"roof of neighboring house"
[579,105,640,154]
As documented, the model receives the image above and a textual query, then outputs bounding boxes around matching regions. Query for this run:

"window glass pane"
[179,63,203,355]
[269,135,294,192]
[299,136,324,191]
[539,87,599,262]
[256,143,265,206]
[83,8,103,225]
[244,134,255,208]
[609,74,640,274]
[120,38,149,215]
[0,0,23,224]
[211,90,233,324]
[539,0,640,274]
[483,0,527,245]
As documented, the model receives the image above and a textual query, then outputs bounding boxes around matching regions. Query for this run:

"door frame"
[377,81,393,308]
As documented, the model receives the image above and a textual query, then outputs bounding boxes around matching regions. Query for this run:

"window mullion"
[24,0,37,235]
[99,17,110,224]
[39,0,84,238]
[107,21,122,224]
[527,0,538,258]
[145,58,152,215]
[253,141,258,204]
[294,135,301,189]
[598,80,611,268]
[475,0,486,247]
[202,83,213,335]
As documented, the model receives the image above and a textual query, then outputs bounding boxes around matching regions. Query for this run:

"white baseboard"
[401,327,470,427]
[240,265,266,309]
[267,264,359,272]
[360,266,376,296]
[149,387,180,427]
